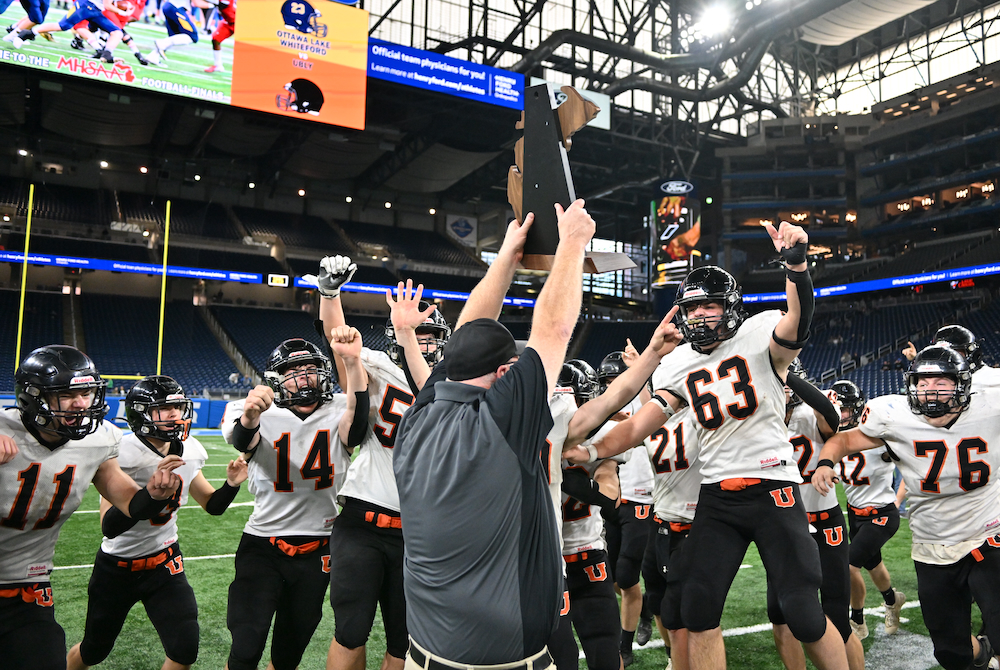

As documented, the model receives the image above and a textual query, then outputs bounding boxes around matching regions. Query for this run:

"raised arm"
[386,280,435,390]
[622,338,652,405]
[310,255,357,386]
[810,428,884,495]
[525,200,595,396]
[766,221,814,374]
[456,213,533,329]
[565,308,682,446]
[330,325,370,451]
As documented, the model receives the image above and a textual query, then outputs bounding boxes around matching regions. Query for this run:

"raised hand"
[146,468,181,500]
[555,199,596,248]
[386,279,437,333]
[498,212,534,264]
[622,339,639,368]
[648,306,683,356]
[226,455,248,486]
[902,341,917,361]
[242,385,274,423]
[304,255,357,299]
[330,325,363,361]
[763,221,808,254]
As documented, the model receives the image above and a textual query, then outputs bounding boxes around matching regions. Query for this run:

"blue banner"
[744,262,1000,304]
[293,276,536,307]
[367,39,523,110]
[0,250,262,284]
[0,396,232,429]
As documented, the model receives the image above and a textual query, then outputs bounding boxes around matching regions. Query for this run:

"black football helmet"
[598,351,628,393]
[264,339,334,409]
[674,266,746,350]
[830,379,866,429]
[125,376,193,442]
[15,345,108,440]
[784,357,808,408]
[276,78,325,116]
[905,345,972,418]
[931,325,983,372]
[557,359,600,405]
[385,301,451,367]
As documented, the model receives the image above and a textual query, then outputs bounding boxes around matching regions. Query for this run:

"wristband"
[585,444,599,464]
[780,241,807,266]
[816,459,835,470]
[206,481,240,516]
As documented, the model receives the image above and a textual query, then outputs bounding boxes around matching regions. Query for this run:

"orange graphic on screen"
[231,0,368,129]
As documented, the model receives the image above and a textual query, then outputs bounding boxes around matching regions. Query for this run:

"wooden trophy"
[507,83,636,273]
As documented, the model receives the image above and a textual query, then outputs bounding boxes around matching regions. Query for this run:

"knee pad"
[79,638,114,667]
[778,590,827,644]
[680,580,723,632]
[335,621,373,652]
[163,619,200,666]
[616,554,642,589]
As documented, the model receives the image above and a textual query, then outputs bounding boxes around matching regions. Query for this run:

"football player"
[66,375,247,670]
[903,325,1000,390]
[0,346,180,670]
[827,380,904,641]
[571,222,851,670]
[222,336,362,670]
[1,0,50,45]
[813,346,1000,670]
[597,351,655,667]
[144,0,215,65]
[769,362,862,670]
[8,0,131,60]
[71,0,150,65]
[315,258,445,670]
[203,0,232,71]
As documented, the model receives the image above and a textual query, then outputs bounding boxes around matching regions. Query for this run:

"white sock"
[166,33,192,47]
[213,49,222,67]
[31,26,42,35]
[87,37,101,49]
[2,31,14,41]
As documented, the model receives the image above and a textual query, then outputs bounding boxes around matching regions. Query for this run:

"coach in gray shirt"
[394,200,596,669]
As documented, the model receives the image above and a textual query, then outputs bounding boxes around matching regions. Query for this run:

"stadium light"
[2,215,10,222]
[384,202,392,209]
[139,166,148,174]
[17,149,27,157]
[99,160,109,168]
[298,189,306,196]
[142,230,150,237]
[194,174,201,181]
[248,182,255,189]
[345,196,353,203]
[429,208,436,215]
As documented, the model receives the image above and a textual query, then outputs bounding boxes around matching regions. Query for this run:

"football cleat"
[70,36,85,49]
[40,31,53,41]
[621,650,634,668]
[849,619,868,641]
[4,24,13,33]
[94,49,113,63]
[204,64,225,72]
[974,635,996,669]
[884,589,905,634]
[636,615,653,646]
[134,51,149,65]
[144,49,161,65]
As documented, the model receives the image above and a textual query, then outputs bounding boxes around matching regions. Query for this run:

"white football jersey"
[653,311,799,485]
[338,348,413,512]
[0,410,121,583]
[838,444,896,509]
[545,393,578,543]
[560,423,623,555]
[644,408,702,523]
[860,392,1000,545]
[972,365,1000,392]
[223,397,349,537]
[616,391,654,504]
[101,435,208,558]
[786,404,837,513]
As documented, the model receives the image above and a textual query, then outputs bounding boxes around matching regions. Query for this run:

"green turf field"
[0,4,233,102]
[49,435,969,669]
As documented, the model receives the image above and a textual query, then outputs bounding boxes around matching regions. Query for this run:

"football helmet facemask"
[15,345,108,441]
[556,359,600,405]
[265,339,335,409]
[280,0,327,36]
[674,266,746,351]
[385,301,451,367]
[830,380,866,429]
[931,324,983,372]
[784,357,808,409]
[597,351,628,393]
[905,345,972,418]
[276,78,325,116]
[126,375,193,442]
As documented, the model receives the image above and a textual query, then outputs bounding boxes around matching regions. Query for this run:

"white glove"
[303,255,357,299]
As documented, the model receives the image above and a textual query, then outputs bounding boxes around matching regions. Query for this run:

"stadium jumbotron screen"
[0,0,369,129]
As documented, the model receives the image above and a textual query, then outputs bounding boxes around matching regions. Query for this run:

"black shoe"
[70,36,85,49]
[134,51,148,65]
[622,650,635,668]
[974,635,995,668]
[637,616,653,646]
[94,49,113,62]
[17,29,35,41]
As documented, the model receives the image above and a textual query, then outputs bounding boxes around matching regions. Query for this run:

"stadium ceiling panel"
[800,0,940,45]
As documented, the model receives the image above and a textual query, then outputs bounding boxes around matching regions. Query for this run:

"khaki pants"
[405,638,556,670]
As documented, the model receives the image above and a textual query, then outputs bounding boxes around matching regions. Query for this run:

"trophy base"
[521,252,637,274]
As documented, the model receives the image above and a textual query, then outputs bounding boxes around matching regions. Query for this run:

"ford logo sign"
[660,181,693,195]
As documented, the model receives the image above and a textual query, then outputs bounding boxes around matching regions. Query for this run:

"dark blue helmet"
[280,0,327,36]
